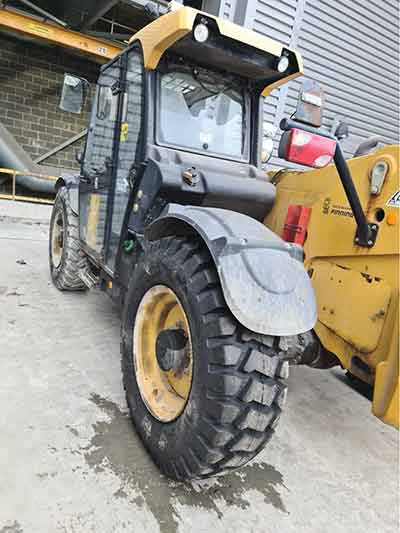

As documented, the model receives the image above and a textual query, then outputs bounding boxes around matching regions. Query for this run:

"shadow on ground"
[332,369,373,401]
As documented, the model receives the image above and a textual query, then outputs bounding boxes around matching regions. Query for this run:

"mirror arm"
[280,119,378,248]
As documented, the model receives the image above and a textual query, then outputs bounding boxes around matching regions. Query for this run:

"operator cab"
[58,7,303,277]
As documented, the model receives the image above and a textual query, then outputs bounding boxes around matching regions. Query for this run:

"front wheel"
[49,187,86,291]
[121,236,289,480]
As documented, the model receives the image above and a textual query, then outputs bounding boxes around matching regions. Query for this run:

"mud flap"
[146,204,317,336]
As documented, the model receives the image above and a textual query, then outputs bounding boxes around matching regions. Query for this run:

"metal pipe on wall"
[0,123,56,193]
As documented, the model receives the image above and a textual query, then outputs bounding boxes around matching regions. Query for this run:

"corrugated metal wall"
[218,0,399,162]
[285,0,399,156]
[218,0,300,165]
[220,0,235,19]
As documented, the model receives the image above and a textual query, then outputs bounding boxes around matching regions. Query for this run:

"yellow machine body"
[265,146,400,428]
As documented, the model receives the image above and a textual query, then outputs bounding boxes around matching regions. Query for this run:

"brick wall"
[0,34,99,171]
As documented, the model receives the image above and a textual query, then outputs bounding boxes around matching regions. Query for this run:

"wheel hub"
[155,328,188,372]
[51,211,64,268]
[133,285,193,422]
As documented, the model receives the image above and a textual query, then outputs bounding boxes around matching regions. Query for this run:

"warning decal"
[386,190,400,208]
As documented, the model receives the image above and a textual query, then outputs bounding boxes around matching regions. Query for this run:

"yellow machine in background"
[265,145,399,427]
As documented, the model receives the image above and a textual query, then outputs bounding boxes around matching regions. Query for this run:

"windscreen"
[157,66,248,160]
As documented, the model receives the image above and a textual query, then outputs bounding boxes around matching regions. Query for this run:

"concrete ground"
[0,200,398,533]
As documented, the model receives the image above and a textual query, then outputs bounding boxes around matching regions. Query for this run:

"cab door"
[79,58,124,262]
[104,45,145,272]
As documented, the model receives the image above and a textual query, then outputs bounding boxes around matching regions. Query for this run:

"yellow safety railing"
[0,168,57,205]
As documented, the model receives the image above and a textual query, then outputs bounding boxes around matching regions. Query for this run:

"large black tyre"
[49,187,86,291]
[121,236,289,481]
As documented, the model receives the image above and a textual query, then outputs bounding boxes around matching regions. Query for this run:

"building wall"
[286,0,399,149]
[0,34,98,171]
[1,2,397,174]
[218,0,400,163]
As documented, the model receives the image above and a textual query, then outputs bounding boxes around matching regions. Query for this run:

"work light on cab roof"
[193,21,209,43]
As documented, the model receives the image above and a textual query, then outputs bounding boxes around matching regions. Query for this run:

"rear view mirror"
[294,80,325,128]
[59,74,88,114]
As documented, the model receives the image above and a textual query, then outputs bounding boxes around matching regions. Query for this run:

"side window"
[97,86,118,121]
[107,46,144,268]
[116,47,145,193]
[82,64,121,177]
[79,62,121,255]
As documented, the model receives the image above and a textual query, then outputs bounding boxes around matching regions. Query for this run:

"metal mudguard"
[146,204,317,336]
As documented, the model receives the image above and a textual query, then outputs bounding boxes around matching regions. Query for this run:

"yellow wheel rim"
[133,285,193,422]
[51,209,64,268]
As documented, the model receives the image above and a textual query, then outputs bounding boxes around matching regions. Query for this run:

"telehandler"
[48,3,396,481]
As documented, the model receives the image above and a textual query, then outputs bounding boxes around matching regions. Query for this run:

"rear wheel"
[121,236,289,480]
[49,187,86,291]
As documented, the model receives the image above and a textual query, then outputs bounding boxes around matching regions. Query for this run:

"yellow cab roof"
[129,4,303,96]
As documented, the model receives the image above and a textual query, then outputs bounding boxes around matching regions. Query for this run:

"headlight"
[277,55,289,73]
[194,23,209,43]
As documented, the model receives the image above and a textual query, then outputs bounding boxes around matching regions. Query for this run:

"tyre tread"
[49,187,87,291]
[121,235,289,481]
